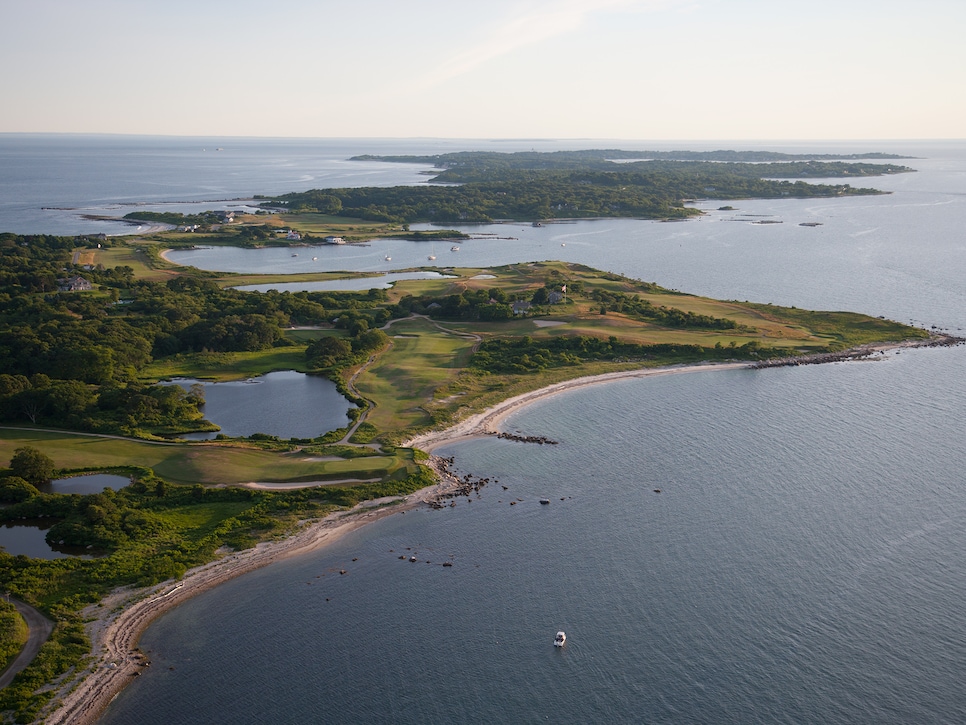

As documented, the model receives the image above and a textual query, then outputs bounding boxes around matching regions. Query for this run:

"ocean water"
[104,349,966,724]
[3,135,964,723]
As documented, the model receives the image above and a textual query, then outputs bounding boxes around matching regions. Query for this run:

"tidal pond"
[0,520,93,559]
[43,474,132,495]
[166,370,356,440]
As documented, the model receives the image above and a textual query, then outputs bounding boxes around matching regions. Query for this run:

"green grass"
[157,502,254,534]
[84,244,179,282]
[0,601,28,673]
[355,317,479,436]
[141,348,313,382]
[0,429,415,486]
[741,303,930,348]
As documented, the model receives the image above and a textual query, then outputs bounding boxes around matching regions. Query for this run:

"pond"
[165,370,356,440]
[0,520,93,559]
[42,473,131,495]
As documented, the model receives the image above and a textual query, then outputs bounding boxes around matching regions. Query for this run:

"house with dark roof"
[58,275,93,292]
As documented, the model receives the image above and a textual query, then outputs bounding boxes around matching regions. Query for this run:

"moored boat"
[554,631,566,647]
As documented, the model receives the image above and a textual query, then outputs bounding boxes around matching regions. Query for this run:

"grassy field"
[0,429,417,485]
[140,347,314,382]
[355,317,480,437]
[87,245,181,282]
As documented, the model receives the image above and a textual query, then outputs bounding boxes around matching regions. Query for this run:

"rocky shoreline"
[752,333,963,369]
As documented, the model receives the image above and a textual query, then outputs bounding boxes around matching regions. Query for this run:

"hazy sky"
[2,0,963,139]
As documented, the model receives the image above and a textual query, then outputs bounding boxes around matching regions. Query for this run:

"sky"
[2,0,964,140]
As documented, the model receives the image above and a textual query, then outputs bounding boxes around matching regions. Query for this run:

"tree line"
[470,335,782,375]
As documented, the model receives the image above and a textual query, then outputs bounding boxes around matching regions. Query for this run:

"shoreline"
[40,476,465,725]
[402,360,753,452]
[39,336,960,724]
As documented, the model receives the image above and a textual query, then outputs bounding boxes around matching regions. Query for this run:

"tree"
[9,446,55,486]
[0,476,39,503]
[306,337,352,367]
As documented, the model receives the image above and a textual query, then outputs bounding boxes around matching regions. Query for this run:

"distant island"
[254,148,915,224]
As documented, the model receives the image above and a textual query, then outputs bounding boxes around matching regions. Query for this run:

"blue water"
[3,135,965,723]
[165,370,356,440]
[44,474,131,495]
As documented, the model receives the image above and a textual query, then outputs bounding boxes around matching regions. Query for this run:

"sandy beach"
[39,342,958,724]
[403,361,753,452]
[38,477,463,725]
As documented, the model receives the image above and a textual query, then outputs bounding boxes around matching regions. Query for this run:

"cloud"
[397,0,658,94]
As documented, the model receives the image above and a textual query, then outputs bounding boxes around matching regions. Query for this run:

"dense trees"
[470,335,780,375]
[0,234,405,435]
[589,289,739,329]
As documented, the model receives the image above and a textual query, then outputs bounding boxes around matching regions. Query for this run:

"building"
[58,275,92,292]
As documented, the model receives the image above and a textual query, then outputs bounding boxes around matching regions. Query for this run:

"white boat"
[450,246,460,252]
[427,254,436,261]
[554,631,566,647]
[385,255,392,261]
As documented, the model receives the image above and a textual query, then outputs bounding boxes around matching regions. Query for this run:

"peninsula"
[0,149,955,723]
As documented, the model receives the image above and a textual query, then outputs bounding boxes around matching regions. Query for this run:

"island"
[0,149,957,724]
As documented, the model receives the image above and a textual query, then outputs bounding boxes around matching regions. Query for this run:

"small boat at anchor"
[554,631,566,647]
[450,245,460,252]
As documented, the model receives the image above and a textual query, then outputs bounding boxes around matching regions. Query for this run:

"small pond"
[165,370,356,440]
[42,474,132,495]
[0,520,93,559]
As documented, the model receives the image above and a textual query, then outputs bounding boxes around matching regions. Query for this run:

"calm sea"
[3,135,965,724]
